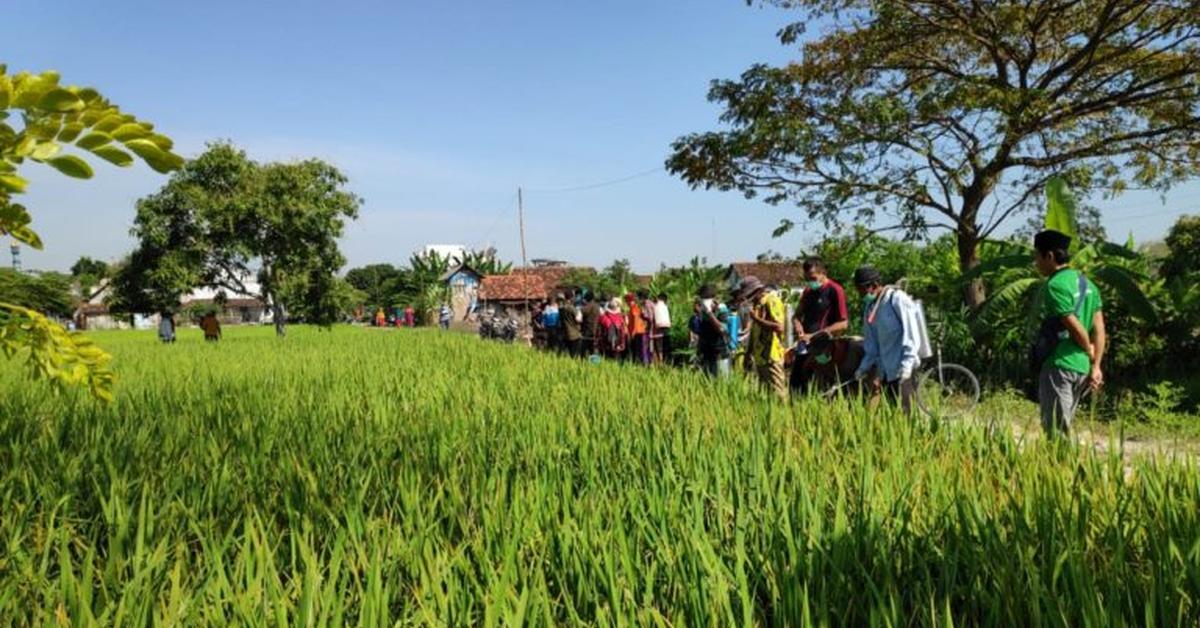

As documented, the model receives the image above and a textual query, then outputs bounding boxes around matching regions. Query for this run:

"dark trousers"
[883,377,917,415]
[566,338,583,357]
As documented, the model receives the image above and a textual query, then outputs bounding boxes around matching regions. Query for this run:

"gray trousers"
[1039,367,1086,437]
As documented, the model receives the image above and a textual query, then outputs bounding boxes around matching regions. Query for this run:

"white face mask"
[702,298,715,311]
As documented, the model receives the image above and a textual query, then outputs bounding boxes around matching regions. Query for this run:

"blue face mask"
[807,280,822,290]
[862,292,877,306]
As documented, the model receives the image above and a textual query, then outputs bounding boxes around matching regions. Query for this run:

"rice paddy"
[1,325,1197,625]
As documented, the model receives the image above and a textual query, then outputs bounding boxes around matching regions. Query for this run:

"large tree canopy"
[668,0,1200,305]
[113,142,360,336]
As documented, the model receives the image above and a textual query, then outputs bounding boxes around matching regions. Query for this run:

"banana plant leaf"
[1092,265,1158,325]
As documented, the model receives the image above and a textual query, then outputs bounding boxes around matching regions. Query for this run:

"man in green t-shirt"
[1033,230,1107,437]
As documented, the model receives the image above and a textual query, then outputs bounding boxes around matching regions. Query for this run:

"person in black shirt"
[790,258,850,392]
[695,285,731,378]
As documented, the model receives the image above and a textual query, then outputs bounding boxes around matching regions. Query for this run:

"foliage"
[344,264,403,311]
[668,0,1200,307]
[0,303,112,401]
[114,142,360,336]
[460,247,512,276]
[0,65,183,400]
[0,269,73,318]
[69,255,109,298]
[1,326,1198,623]
[1161,214,1200,280]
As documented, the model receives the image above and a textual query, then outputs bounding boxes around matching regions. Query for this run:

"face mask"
[863,292,877,306]
[808,280,822,290]
[702,298,715,311]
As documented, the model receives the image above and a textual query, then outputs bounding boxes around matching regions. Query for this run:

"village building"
[74,275,272,330]
[440,263,482,322]
[725,261,806,293]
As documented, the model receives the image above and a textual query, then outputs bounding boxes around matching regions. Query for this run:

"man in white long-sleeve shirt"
[851,266,922,414]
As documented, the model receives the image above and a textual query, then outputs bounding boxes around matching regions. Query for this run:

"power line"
[521,166,665,194]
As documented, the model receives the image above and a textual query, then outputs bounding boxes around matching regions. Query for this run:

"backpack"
[603,316,623,353]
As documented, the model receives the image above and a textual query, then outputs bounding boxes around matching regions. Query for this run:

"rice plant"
[0,325,1197,625]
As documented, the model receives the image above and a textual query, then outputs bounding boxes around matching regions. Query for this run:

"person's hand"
[1088,365,1104,392]
[797,333,811,344]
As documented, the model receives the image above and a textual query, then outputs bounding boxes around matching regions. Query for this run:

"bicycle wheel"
[916,363,980,420]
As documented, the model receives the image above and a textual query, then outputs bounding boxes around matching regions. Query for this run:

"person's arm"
[1060,314,1094,360]
[749,304,784,335]
[1088,310,1106,391]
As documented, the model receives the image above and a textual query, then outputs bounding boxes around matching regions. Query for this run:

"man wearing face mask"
[852,266,923,414]
[790,257,849,393]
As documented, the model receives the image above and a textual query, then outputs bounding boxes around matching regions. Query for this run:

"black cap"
[1034,229,1072,252]
[697,284,716,299]
[853,266,883,287]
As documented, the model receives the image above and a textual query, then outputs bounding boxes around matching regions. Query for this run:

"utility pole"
[518,187,531,344]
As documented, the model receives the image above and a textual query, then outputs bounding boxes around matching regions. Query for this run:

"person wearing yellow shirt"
[739,276,788,402]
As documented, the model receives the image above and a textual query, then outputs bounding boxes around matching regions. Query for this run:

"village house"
[725,261,806,294]
[74,276,272,330]
[440,263,482,322]
[477,265,595,318]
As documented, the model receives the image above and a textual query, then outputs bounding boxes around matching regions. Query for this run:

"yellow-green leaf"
[110,122,150,141]
[93,113,130,133]
[45,154,93,179]
[76,132,112,150]
[57,122,85,143]
[91,145,134,167]
[0,174,28,193]
[30,141,61,161]
[38,88,84,112]
[123,139,182,174]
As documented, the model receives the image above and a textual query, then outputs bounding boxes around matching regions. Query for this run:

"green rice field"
[1,325,1198,625]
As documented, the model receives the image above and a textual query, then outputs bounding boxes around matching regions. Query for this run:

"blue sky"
[8,0,1195,273]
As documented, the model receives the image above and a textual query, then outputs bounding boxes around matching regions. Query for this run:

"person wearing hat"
[852,266,923,414]
[1032,229,1105,438]
[740,276,788,401]
[695,284,731,378]
[596,297,628,359]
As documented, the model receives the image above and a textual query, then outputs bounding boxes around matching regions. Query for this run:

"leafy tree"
[344,263,404,310]
[69,255,109,299]
[1161,215,1200,280]
[669,0,1200,307]
[0,66,183,400]
[115,142,360,336]
[0,270,73,318]
[460,248,512,276]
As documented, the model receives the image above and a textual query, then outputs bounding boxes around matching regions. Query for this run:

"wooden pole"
[518,187,531,343]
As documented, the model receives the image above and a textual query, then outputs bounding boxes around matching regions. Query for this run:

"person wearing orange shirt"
[624,292,648,364]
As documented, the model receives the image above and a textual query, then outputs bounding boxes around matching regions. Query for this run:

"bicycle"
[817,315,980,422]
[912,318,981,421]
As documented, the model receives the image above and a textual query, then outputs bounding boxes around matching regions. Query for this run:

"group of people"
[532,291,677,363]
[523,228,1107,439]
[156,310,223,343]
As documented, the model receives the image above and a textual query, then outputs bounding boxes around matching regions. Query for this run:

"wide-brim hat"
[606,298,622,313]
[737,276,765,301]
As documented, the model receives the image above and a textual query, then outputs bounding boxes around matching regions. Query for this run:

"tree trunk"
[958,230,986,309]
